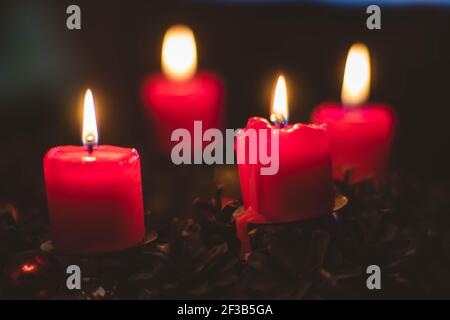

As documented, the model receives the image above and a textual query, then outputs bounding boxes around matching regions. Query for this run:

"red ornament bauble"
[1,250,62,299]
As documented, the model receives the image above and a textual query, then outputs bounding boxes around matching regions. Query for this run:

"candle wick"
[270,114,286,128]
[85,134,96,154]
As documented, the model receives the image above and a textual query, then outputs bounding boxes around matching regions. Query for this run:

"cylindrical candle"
[44,90,145,254]
[236,76,334,256]
[237,117,334,222]
[311,43,395,183]
[311,103,395,183]
[141,25,224,154]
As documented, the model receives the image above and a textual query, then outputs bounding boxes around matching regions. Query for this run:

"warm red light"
[21,264,36,273]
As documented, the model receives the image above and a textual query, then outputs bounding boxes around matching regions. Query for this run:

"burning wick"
[271,75,288,128]
[86,135,95,154]
[82,89,98,154]
[270,113,287,128]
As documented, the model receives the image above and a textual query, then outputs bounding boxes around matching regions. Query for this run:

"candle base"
[236,194,348,258]
[40,230,158,257]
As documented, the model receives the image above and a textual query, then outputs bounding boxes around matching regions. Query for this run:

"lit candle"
[236,75,334,256]
[141,25,224,155]
[311,43,395,183]
[44,89,145,254]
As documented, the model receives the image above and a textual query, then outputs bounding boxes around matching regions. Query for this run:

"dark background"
[0,0,449,214]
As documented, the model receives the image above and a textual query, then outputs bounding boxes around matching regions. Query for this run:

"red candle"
[236,76,334,256]
[44,90,145,254]
[141,25,224,154]
[311,43,395,183]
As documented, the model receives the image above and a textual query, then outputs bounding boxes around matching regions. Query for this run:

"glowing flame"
[161,25,197,81]
[341,43,371,107]
[82,89,98,146]
[271,75,289,124]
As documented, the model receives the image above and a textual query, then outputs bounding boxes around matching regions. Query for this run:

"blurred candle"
[141,25,224,155]
[44,89,145,254]
[236,75,334,256]
[311,43,395,183]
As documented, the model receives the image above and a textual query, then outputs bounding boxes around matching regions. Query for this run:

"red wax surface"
[44,145,145,254]
[141,71,224,154]
[311,103,395,183]
[236,117,334,223]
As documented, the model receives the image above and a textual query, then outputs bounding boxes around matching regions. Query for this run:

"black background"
[0,0,449,213]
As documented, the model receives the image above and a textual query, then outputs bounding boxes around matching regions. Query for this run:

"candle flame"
[161,25,197,81]
[341,43,371,107]
[271,75,288,124]
[82,89,98,147]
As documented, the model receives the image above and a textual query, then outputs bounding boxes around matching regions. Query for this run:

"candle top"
[45,145,139,164]
[246,116,328,132]
[312,103,394,124]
